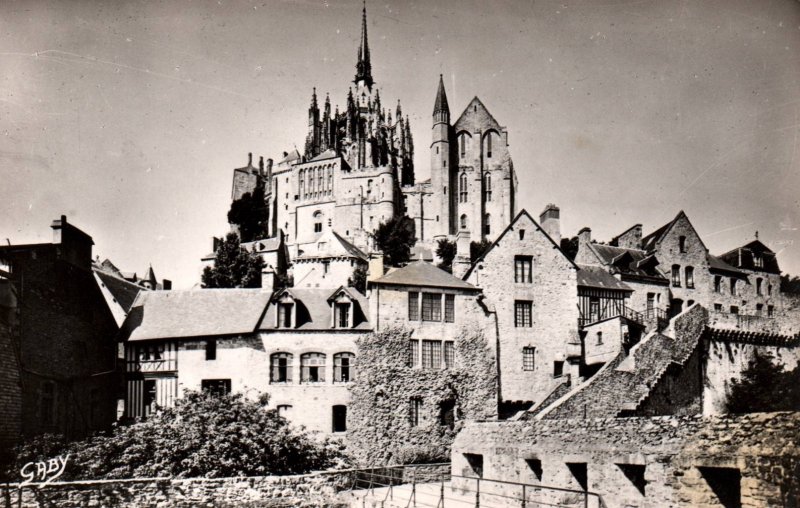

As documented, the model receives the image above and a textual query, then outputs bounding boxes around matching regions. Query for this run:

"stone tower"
[431,74,453,239]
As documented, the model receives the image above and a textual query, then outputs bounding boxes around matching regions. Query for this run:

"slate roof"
[295,230,368,261]
[586,243,668,282]
[309,149,339,163]
[122,289,271,342]
[707,254,746,276]
[277,149,301,166]
[433,74,449,114]
[718,240,780,274]
[260,288,371,331]
[576,265,633,292]
[94,269,144,312]
[371,260,479,291]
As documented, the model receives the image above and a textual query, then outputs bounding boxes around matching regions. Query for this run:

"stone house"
[0,216,119,446]
[462,207,579,415]
[121,286,370,435]
[292,230,368,290]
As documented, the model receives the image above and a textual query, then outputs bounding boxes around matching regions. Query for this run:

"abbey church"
[230,2,517,265]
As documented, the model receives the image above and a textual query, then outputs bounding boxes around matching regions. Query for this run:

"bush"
[726,353,800,414]
[4,391,348,481]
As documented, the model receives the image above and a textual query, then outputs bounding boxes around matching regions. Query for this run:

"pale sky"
[2,0,799,288]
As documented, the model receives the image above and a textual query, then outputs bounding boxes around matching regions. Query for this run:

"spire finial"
[354,0,373,88]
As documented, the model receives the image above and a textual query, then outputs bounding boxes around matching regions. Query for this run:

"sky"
[1,0,799,288]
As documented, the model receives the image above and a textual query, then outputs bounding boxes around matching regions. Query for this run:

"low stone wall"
[1,470,353,508]
[452,412,800,508]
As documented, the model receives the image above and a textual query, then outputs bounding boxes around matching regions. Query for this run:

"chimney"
[258,156,265,176]
[539,204,561,244]
[212,236,221,253]
[367,253,384,283]
[50,215,93,269]
[261,267,275,291]
[578,227,592,245]
[248,152,253,167]
[162,279,172,290]
[452,230,472,279]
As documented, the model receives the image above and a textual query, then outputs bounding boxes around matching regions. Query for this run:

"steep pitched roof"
[309,149,339,163]
[576,265,633,292]
[453,97,503,134]
[295,230,368,261]
[372,260,479,291]
[718,240,780,274]
[121,289,271,342]
[641,210,707,253]
[94,269,144,312]
[586,243,667,282]
[433,74,449,115]
[707,254,746,276]
[464,209,578,280]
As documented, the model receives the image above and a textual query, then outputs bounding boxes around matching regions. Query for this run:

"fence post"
[475,477,480,508]
[521,484,526,508]
[440,477,445,508]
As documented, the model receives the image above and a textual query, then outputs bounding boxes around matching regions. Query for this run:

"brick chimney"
[539,204,561,244]
[51,215,94,269]
[452,230,472,279]
[578,227,592,245]
[261,267,275,291]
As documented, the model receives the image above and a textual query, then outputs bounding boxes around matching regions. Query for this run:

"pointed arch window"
[486,132,493,158]
[318,168,324,196]
[459,173,468,203]
[458,132,470,159]
[460,214,467,231]
[299,170,305,199]
[484,173,492,202]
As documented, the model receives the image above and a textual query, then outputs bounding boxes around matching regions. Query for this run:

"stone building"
[0,216,119,446]
[462,208,579,414]
[221,1,517,278]
[121,286,370,434]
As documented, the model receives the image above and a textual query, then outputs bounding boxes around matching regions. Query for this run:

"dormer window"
[754,255,763,269]
[278,303,293,328]
[336,302,350,328]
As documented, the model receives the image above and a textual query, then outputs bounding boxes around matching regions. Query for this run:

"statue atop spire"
[355,0,373,89]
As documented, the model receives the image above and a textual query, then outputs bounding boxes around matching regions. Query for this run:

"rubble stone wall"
[452,412,800,508]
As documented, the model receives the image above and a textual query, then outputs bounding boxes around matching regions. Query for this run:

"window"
[271,353,293,383]
[526,459,543,481]
[756,303,763,316]
[409,339,420,367]
[422,293,442,321]
[685,266,694,288]
[768,305,774,317]
[460,214,467,230]
[589,297,600,322]
[483,213,491,236]
[671,265,681,287]
[465,453,484,478]
[409,397,422,427]
[522,347,535,371]
[336,303,350,328]
[515,301,533,327]
[201,379,231,396]
[440,399,456,429]
[444,341,455,368]
[486,132,493,158]
[459,173,468,203]
[422,340,443,369]
[714,304,722,312]
[278,303,293,328]
[408,291,419,321]
[714,276,722,293]
[205,339,217,361]
[333,352,355,382]
[277,405,292,417]
[596,331,603,345]
[444,294,455,323]
[646,293,655,315]
[40,382,55,425]
[756,278,763,296]
[313,211,323,233]
[754,255,763,269]
[730,278,737,296]
[332,405,347,432]
[515,256,532,283]
[484,173,492,202]
[768,284,773,296]
[519,229,525,240]
[679,235,687,253]
[300,353,326,383]
[459,132,469,158]
[299,171,305,198]
[553,361,564,377]
[143,379,156,417]
[617,464,647,496]
[323,260,330,274]
[730,306,739,315]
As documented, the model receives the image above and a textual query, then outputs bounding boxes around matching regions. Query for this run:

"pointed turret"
[354,0,373,89]
[433,74,450,123]
[396,99,402,121]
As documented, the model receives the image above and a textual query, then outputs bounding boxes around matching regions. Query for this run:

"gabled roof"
[121,289,271,342]
[463,209,579,280]
[277,149,301,166]
[308,149,339,163]
[327,286,363,302]
[453,97,503,134]
[94,269,144,312]
[641,210,707,253]
[372,260,479,291]
[260,288,371,331]
[295,230,368,261]
[609,224,642,247]
[707,254,746,276]
[576,265,633,292]
[717,240,780,274]
[587,243,668,282]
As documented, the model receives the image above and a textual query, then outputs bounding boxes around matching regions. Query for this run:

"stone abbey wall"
[452,412,800,508]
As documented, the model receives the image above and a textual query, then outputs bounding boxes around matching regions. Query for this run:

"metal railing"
[345,463,605,508]
[579,305,645,328]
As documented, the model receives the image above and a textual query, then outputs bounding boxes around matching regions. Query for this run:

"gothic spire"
[433,74,449,116]
[354,0,373,88]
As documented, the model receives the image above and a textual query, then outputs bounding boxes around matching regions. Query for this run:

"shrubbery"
[3,391,348,481]
[726,353,800,414]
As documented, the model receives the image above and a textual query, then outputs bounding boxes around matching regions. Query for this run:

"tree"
[348,264,368,293]
[780,274,800,295]
[560,236,580,261]
[5,391,347,481]
[201,232,264,288]
[725,353,800,414]
[372,215,417,267]
[436,239,456,273]
[227,182,269,243]
[470,239,492,263]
